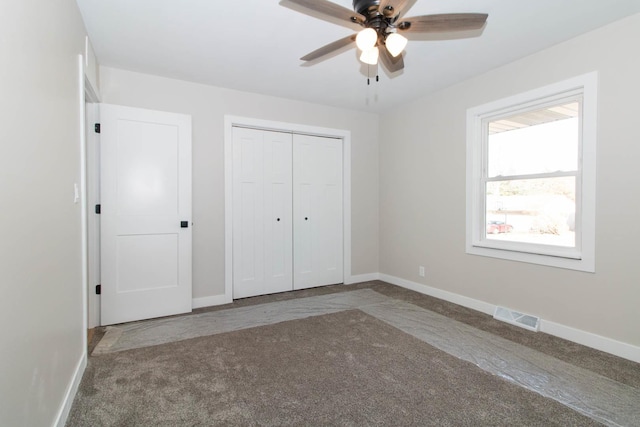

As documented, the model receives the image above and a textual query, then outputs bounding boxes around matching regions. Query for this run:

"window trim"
[466,72,597,272]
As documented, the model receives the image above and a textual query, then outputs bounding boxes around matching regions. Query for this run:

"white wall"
[0,0,89,425]
[99,67,380,300]
[379,14,640,349]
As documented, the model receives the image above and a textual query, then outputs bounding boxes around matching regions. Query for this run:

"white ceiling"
[76,0,640,113]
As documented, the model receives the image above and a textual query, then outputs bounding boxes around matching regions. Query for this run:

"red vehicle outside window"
[487,221,513,234]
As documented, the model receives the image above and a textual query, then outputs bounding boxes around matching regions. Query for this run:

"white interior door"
[293,134,343,289]
[100,104,192,325]
[232,127,293,298]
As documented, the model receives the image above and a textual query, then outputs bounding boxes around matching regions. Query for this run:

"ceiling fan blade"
[379,47,405,73]
[398,13,488,33]
[281,0,366,29]
[378,0,418,19]
[301,34,356,62]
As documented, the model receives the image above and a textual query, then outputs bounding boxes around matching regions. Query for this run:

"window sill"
[466,244,595,273]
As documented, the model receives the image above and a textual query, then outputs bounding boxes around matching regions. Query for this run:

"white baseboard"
[344,272,380,285]
[378,273,640,363]
[54,351,87,427]
[540,319,640,363]
[379,273,495,315]
[193,273,382,308]
[192,294,232,309]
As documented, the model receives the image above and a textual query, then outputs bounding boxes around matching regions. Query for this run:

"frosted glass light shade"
[360,46,379,65]
[356,28,377,51]
[385,33,407,57]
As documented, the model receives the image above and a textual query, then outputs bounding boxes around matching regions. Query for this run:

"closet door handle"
[305,217,308,221]
[277,218,280,222]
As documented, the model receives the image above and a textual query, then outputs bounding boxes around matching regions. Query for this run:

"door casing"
[81,55,102,332]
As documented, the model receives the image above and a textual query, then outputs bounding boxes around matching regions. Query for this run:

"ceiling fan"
[281,0,488,73]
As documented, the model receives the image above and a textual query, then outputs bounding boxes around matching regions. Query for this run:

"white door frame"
[85,92,100,329]
[79,55,102,339]
[224,115,353,302]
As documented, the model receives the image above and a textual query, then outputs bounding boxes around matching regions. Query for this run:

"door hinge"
[94,123,101,133]
[95,204,101,214]
[95,284,101,295]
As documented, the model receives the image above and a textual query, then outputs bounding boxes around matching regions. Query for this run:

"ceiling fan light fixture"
[356,28,377,51]
[385,33,408,57]
[360,46,379,65]
[284,0,490,75]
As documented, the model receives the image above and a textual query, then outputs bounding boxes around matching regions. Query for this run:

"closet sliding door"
[293,134,343,290]
[232,127,293,299]
[232,128,343,298]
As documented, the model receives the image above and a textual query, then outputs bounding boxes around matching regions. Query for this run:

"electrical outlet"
[419,266,425,277]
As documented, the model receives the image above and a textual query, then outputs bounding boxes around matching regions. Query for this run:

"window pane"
[486,177,576,247]
[487,102,579,178]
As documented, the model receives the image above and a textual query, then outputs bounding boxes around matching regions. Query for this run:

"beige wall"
[0,0,88,425]
[379,14,640,347]
[99,67,380,299]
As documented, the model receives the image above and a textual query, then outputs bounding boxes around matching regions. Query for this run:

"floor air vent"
[493,306,540,332]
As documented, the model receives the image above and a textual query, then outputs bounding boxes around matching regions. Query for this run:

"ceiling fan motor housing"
[353,0,382,18]
[352,0,399,44]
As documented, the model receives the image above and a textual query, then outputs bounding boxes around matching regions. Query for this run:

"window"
[466,73,597,272]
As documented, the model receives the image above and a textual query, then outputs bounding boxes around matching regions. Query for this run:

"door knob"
[305,217,308,221]
[277,218,280,221]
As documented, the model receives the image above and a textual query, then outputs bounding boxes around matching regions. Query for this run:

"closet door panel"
[233,128,292,298]
[318,140,343,285]
[233,128,265,299]
[293,134,343,290]
[293,139,314,288]
[315,139,343,286]
[263,131,293,292]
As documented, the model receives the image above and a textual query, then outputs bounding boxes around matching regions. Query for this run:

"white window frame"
[466,72,597,272]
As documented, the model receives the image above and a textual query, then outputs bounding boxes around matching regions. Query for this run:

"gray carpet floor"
[70,281,640,426]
